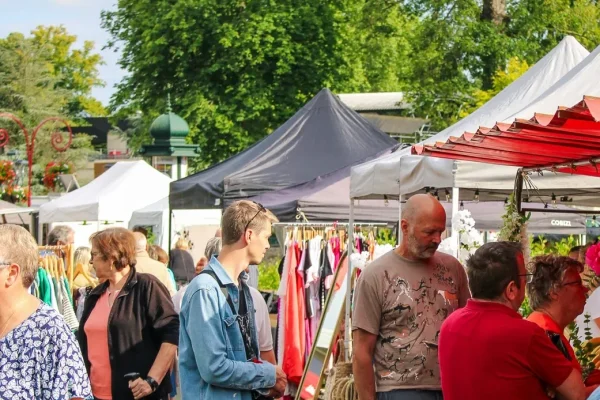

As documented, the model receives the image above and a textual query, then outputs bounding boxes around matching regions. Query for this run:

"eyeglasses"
[518,273,534,284]
[244,202,266,232]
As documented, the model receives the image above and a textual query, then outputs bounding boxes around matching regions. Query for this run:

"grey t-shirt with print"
[352,250,470,392]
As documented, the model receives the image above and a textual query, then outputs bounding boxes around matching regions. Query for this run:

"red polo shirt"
[439,300,574,400]
[527,311,582,373]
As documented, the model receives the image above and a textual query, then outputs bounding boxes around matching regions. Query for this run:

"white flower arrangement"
[438,209,483,264]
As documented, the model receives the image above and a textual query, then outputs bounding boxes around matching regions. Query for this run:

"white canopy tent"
[350,35,593,200]
[344,37,597,353]
[40,161,171,223]
[129,197,170,249]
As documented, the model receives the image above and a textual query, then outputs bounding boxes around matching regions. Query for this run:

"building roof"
[337,92,408,111]
[361,113,427,134]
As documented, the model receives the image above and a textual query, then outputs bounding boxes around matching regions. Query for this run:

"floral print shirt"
[0,303,92,399]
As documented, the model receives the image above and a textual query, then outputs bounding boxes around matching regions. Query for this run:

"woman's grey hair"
[527,255,584,310]
[74,246,91,266]
[204,237,222,260]
[0,224,39,287]
[47,225,74,245]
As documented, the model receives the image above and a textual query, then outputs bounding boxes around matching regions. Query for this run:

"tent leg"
[168,204,173,251]
[345,199,355,362]
[451,187,460,258]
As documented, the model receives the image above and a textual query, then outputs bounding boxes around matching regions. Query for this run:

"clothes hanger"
[73,262,96,286]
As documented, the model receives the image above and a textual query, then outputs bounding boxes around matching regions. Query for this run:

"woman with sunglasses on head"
[527,255,600,398]
[78,228,179,400]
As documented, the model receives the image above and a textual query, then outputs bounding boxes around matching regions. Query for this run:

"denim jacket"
[179,257,276,399]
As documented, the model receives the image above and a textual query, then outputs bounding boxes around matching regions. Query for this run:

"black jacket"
[169,248,195,283]
[78,267,179,400]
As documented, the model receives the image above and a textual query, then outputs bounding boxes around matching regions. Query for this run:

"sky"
[0,0,125,106]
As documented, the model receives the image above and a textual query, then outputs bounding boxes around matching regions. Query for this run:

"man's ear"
[505,280,519,302]
[244,228,253,244]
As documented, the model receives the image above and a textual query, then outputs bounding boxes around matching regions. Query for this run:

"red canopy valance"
[412,96,600,177]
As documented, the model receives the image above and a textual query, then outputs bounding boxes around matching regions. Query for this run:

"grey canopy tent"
[169,88,397,209]
[251,159,586,234]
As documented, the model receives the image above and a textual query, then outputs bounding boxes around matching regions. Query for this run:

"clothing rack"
[39,244,75,288]
[272,222,388,227]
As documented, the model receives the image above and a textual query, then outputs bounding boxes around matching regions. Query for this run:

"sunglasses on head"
[244,202,266,232]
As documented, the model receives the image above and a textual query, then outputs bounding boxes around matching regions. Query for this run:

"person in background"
[170,238,195,287]
[73,247,98,288]
[132,226,149,240]
[78,228,179,400]
[132,232,176,296]
[527,255,599,397]
[439,242,585,400]
[73,246,99,321]
[47,225,75,246]
[148,244,178,291]
[179,200,286,399]
[570,246,584,261]
[353,194,470,400]
[172,239,217,314]
[0,224,92,399]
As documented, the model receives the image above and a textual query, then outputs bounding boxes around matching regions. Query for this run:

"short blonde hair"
[0,224,39,287]
[221,200,278,245]
[175,237,189,250]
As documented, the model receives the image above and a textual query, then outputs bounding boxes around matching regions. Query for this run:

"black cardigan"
[78,267,179,400]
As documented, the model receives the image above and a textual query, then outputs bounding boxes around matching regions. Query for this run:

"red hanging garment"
[282,242,305,384]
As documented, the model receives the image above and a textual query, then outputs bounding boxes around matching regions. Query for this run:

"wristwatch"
[145,376,159,392]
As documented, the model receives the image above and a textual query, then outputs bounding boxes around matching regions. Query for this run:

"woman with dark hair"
[78,228,179,400]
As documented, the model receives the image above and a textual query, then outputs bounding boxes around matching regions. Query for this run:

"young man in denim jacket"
[179,201,287,399]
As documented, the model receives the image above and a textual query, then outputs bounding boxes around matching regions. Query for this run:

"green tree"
[102,0,412,169]
[31,25,107,117]
[0,28,101,194]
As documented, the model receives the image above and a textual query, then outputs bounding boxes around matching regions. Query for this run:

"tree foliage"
[103,0,600,166]
[0,26,105,194]
[102,0,416,169]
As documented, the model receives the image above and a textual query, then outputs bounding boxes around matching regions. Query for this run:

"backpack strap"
[200,269,236,314]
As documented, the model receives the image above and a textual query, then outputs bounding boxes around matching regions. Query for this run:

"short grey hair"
[527,255,584,310]
[74,246,91,266]
[0,224,39,287]
[205,237,222,260]
[132,231,147,252]
[47,225,74,245]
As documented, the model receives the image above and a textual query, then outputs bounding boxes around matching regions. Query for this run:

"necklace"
[0,298,26,337]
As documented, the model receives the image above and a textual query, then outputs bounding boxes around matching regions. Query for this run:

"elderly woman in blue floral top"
[0,224,91,400]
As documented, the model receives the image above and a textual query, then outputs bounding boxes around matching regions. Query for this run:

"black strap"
[200,270,236,315]
[200,269,258,360]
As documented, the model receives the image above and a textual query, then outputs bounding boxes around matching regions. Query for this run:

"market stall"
[39,160,171,223]
[169,88,397,210]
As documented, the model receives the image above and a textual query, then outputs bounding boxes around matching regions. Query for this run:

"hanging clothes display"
[36,245,87,331]
[273,222,390,398]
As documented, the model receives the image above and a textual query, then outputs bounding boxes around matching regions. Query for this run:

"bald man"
[132,232,176,296]
[352,194,470,400]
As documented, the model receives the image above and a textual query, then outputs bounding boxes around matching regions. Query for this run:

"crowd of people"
[0,200,280,400]
[3,193,600,399]
[352,194,600,400]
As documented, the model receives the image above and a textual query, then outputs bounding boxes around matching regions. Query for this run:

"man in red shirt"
[439,242,585,400]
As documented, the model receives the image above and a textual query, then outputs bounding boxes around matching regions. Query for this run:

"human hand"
[129,377,153,399]
[267,366,287,398]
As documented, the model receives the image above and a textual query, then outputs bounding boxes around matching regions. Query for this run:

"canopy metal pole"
[345,199,355,362]
[168,203,173,251]
[451,187,460,257]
